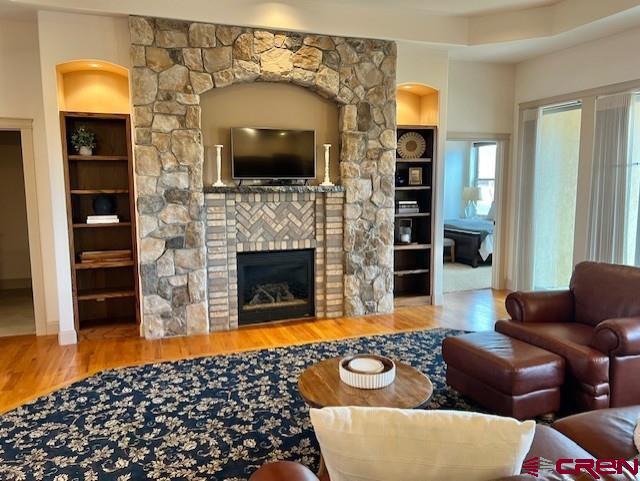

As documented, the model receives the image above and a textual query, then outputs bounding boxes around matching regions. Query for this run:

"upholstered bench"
[442,331,565,420]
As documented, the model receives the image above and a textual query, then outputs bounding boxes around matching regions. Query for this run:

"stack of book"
[79,249,132,264]
[86,215,119,224]
[396,201,420,214]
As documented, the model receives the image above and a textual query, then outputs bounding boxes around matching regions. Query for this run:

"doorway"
[0,130,35,336]
[442,137,506,293]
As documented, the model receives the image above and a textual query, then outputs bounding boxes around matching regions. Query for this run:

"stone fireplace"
[129,17,397,338]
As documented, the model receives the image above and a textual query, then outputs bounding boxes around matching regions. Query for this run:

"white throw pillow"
[310,407,535,481]
[634,418,640,453]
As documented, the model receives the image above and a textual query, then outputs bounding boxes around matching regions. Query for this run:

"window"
[624,93,640,265]
[473,143,496,216]
[533,102,582,289]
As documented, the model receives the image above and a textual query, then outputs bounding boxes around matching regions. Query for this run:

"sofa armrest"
[591,317,640,356]
[505,290,574,323]
[249,462,320,481]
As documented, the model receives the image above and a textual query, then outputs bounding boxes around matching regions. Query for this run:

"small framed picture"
[408,167,423,185]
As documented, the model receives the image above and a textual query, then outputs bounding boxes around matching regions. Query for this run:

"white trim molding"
[444,132,511,290]
[0,117,61,338]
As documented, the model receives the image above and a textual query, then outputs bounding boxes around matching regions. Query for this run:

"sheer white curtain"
[587,92,633,263]
[631,96,640,265]
[514,108,540,290]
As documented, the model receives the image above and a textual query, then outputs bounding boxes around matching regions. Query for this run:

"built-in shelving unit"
[394,125,436,307]
[61,112,139,334]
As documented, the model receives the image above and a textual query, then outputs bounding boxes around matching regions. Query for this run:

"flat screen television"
[231,127,316,180]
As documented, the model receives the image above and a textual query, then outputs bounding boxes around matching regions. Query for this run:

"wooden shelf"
[77,288,136,301]
[394,243,431,251]
[395,295,431,307]
[395,212,431,218]
[73,222,131,229]
[68,154,129,161]
[75,260,134,270]
[71,189,129,194]
[394,268,430,276]
[396,186,431,191]
[396,158,432,163]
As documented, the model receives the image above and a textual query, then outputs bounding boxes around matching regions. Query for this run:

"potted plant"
[71,127,96,156]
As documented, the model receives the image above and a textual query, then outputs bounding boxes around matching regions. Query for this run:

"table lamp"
[463,186,482,218]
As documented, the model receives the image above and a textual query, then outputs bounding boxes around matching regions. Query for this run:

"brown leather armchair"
[496,261,640,412]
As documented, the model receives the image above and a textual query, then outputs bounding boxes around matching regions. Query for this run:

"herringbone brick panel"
[236,201,315,242]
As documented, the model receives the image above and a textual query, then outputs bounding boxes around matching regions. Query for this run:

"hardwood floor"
[0,288,507,414]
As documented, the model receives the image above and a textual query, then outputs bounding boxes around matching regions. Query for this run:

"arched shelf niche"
[396,83,439,126]
[57,60,130,114]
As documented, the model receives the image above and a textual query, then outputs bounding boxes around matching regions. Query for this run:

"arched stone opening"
[199,82,340,185]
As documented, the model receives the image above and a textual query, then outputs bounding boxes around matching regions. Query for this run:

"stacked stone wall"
[129,17,397,337]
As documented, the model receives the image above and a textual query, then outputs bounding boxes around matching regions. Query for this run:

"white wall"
[443,140,469,219]
[515,25,640,103]
[0,14,58,332]
[37,10,130,344]
[448,60,515,134]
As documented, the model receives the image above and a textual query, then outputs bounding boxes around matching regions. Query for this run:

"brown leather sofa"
[249,405,640,481]
[496,262,640,412]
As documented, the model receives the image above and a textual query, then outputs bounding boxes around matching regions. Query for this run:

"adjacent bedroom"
[442,140,497,293]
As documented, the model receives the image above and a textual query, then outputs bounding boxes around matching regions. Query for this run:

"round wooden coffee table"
[298,357,433,409]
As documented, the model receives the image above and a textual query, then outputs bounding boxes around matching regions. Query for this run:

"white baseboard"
[46,320,59,335]
[57,328,77,345]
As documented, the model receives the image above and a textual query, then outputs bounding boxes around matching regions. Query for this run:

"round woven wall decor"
[398,132,427,159]
[397,132,426,159]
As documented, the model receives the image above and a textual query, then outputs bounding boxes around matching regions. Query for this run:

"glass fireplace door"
[237,249,315,325]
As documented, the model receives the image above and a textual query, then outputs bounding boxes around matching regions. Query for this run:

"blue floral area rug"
[0,328,478,481]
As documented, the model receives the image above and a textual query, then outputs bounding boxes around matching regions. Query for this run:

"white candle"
[213,144,225,187]
[320,143,334,187]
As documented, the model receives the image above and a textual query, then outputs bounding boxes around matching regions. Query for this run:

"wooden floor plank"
[0,289,507,414]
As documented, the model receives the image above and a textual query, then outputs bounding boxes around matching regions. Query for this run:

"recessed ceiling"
[316,0,558,16]
[4,0,640,63]
[449,5,640,62]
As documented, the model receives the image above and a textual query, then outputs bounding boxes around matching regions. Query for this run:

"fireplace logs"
[246,282,306,311]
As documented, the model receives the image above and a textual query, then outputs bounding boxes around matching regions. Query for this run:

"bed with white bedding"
[444,217,494,268]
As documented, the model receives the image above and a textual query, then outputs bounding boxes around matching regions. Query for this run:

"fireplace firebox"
[237,249,315,325]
